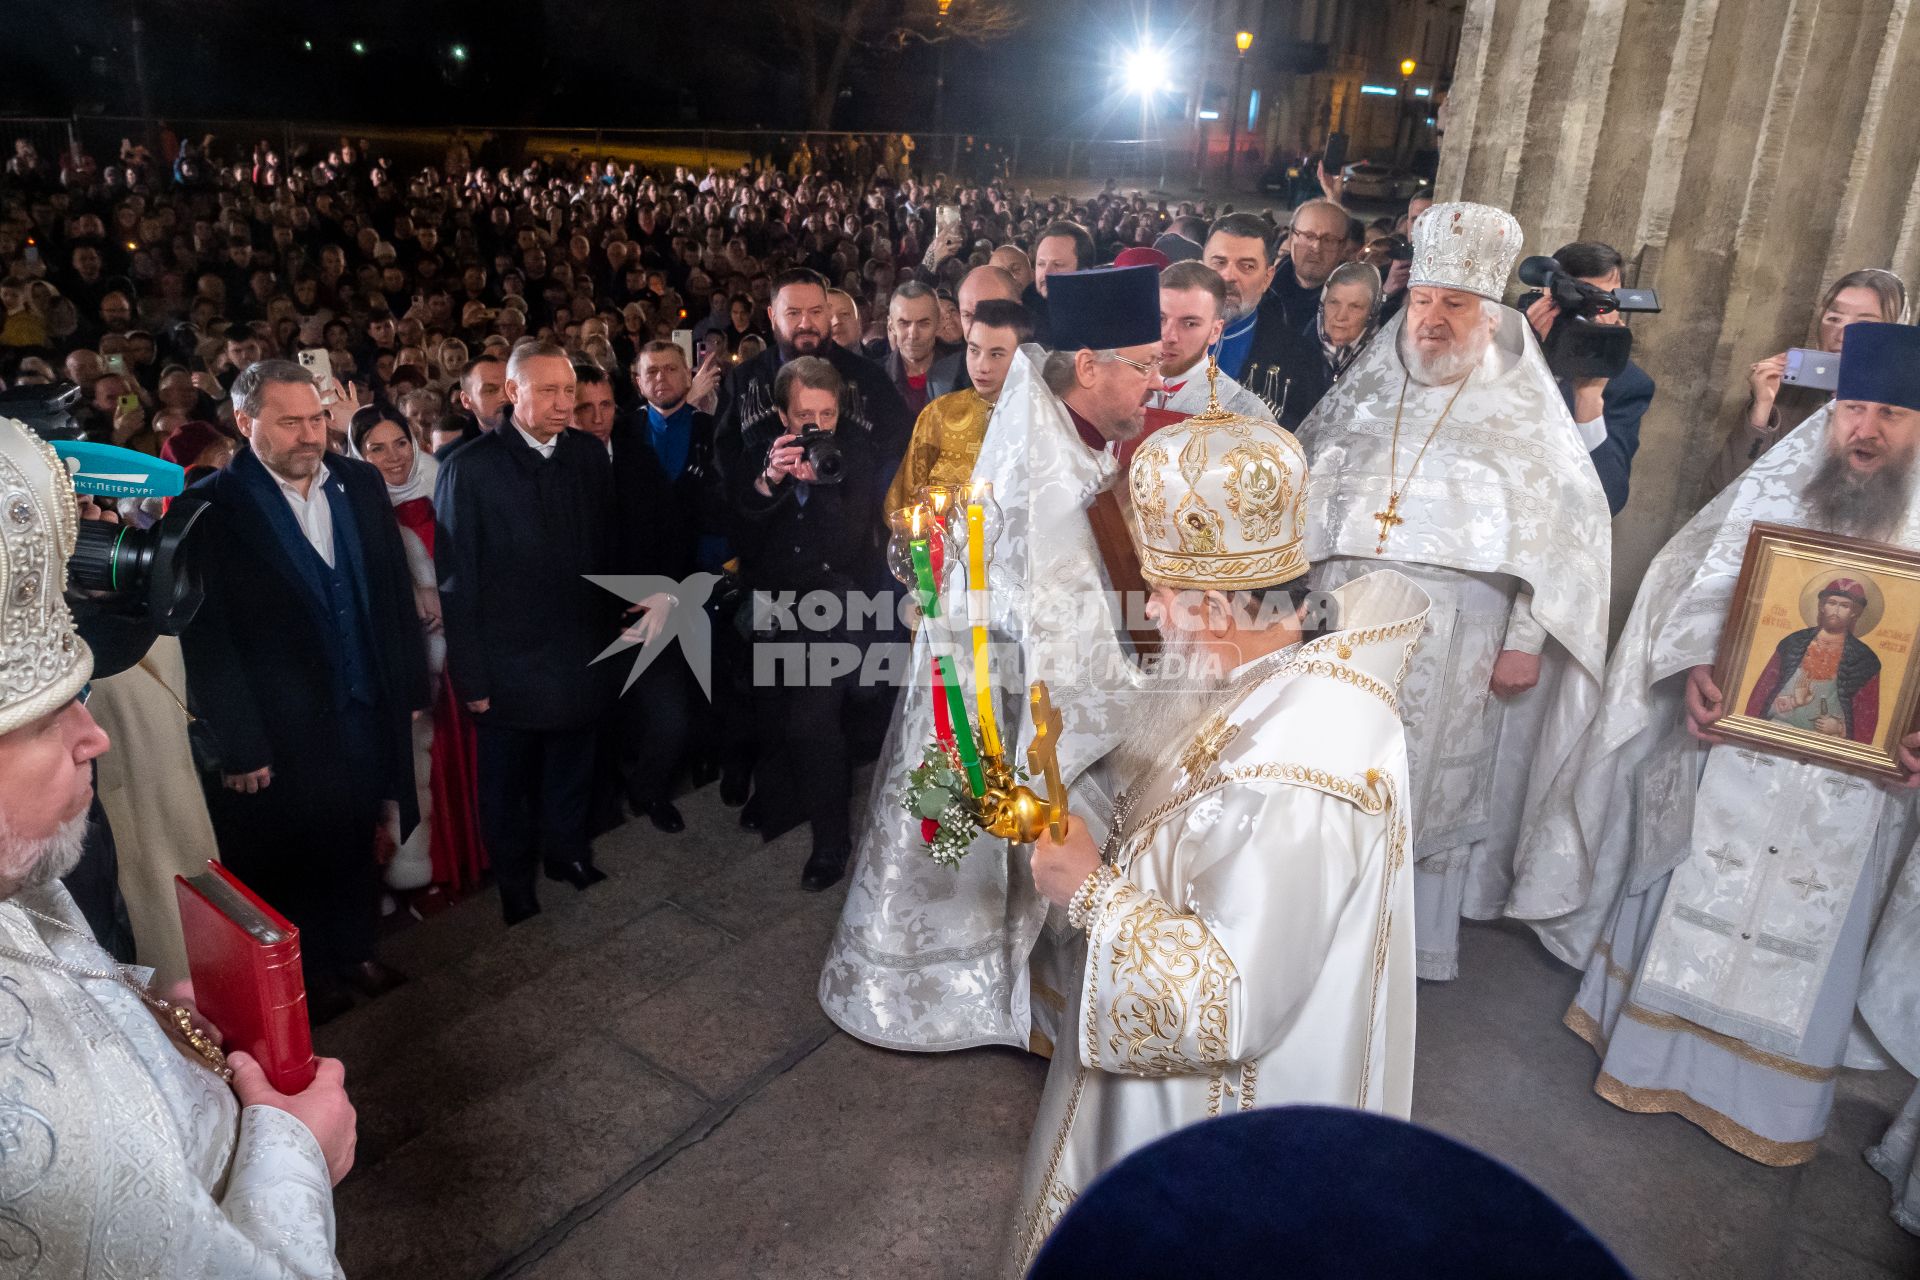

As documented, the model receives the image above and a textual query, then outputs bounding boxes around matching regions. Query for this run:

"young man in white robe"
[1008,393,1428,1273]
[0,417,356,1276]
[1295,202,1613,981]
[820,265,1166,1055]
[1517,321,1920,1166]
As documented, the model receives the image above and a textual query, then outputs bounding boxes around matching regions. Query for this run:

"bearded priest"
[1008,393,1429,1275]
[1518,321,1920,1166]
[820,266,1165,1055]
[1295,202,1612,982]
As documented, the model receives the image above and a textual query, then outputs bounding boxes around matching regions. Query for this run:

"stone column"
[1437,0,1920,625]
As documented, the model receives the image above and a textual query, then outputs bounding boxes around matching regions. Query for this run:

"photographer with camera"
[1520,242,1657,516]
[731,356,877,892]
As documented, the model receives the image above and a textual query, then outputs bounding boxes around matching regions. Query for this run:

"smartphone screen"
[104,354,128,376]
[116,393,141,417]
[671,329,695,365]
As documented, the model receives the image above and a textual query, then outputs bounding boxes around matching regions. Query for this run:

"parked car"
[1340,162,1430,202]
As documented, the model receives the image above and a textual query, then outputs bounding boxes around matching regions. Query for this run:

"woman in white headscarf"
[349,405,486,910]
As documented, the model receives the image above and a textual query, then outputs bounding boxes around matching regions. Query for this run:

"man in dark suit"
[434,353,509,459]
[182,360,430,1021]
[1521,241,1656,515]
[435,342,620,925]
[729,356,878,891]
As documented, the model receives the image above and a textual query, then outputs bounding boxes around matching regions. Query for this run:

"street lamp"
[1400,58,1417,77]
[1225,31,1253,187]
[1124,46,1171,97]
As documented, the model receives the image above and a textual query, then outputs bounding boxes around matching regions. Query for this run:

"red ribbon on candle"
[931,655,954,749]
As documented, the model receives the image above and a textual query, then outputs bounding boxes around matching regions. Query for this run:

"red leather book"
[175,860,317,1093]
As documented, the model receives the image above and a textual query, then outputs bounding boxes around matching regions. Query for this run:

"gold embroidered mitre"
[1126,361,1311,591]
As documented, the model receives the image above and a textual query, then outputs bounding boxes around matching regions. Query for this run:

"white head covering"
[348,417,439,506]
[0,419,91,734]
[1408,201,1525,302]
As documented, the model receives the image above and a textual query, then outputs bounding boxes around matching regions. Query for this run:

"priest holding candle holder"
[821,264,1168,1058]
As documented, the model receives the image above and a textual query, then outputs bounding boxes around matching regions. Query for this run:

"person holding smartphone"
[1703,267,1906,496]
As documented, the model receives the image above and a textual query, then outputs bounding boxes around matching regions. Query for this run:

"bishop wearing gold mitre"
[1293,201,1612,984]
[1008,383,1431,1274]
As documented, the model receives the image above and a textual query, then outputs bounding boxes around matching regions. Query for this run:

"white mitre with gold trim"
[1409,201,1524,301]
[1127,362,1310,592]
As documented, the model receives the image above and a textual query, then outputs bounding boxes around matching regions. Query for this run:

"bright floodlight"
[1124,46,1170,96]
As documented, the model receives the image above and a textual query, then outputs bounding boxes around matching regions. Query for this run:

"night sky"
[7,0,1218,143]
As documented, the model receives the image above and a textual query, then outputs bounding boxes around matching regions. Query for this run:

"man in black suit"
[181,360,430,1021]
[435,342,621,925]
[714,268,913,519]
[435,354,509,459]
[729,356,878,891]
[1520,241,1656,516]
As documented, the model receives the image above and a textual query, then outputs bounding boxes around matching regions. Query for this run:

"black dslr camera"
[0,383,208,637]
[792,428,846,485]
[1517,255,1661,381]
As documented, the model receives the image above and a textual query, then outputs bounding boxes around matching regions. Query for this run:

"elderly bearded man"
[1518,321,1920,1167]
[1007,395,1428,1274]
[0,418,357,1275]
[1296,202,1612,983]
[821,266,1166,1056]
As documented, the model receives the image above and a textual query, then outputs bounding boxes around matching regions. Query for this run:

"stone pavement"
[319,780,1920,1279]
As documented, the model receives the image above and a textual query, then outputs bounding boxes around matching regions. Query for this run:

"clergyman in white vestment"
[820,265,1165,1055]
[1296,201,1612,981]
[1008,392,1425,1273]
[1517,321,1920,1164]
[0,417,354,1276]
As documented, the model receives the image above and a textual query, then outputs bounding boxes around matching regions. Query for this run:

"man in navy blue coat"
[182,360,430,1020]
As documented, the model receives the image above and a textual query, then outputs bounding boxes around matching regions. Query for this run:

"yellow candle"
[967,503,1001,761]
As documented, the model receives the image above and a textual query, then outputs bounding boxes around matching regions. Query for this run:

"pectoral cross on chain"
[1372,500,1404,555]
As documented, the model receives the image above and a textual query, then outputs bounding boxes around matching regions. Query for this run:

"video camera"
[0,383,207,635]
[1516,255,1661,381]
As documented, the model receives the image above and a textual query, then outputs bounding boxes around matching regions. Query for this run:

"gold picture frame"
[1712,522,1920,779]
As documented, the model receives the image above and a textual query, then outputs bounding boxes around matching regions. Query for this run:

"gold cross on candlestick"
[1372,499,1404,554]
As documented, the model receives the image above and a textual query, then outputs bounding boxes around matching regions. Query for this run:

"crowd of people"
[0,123,1916,1274]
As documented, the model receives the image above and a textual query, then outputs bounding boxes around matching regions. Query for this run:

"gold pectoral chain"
[1373,371,1473,554]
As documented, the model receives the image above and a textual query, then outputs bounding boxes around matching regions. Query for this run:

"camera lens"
[804,435,846,484]
[69,519,146,594]
[64,497,207,634]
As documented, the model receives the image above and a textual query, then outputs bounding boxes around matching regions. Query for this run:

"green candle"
[910,538,939,619]
[937,656,987,797]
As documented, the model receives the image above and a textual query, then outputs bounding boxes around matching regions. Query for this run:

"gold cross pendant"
[1372,499,1404,555]
[1177,712,1240,778]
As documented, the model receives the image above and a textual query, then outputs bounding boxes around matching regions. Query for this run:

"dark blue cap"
[1028,1107,1632,1280]
[1838,322,1920,411]
[1045,265,1161,352]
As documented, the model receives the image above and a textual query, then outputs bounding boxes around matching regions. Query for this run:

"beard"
[1805,445,1918,542]
[1108,623,1232,787]
[0,811,90,902]
[1399,322,1489,387]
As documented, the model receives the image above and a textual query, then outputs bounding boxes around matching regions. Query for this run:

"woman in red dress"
[351,406,488,904]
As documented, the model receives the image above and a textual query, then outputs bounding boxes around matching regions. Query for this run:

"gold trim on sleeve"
[1086,880,1238,1077]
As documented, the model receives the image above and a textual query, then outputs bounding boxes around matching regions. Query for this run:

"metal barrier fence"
[0,117,1200,189]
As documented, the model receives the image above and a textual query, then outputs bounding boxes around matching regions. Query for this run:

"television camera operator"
[1518,241,1657,516]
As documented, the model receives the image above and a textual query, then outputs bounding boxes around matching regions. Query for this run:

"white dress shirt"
[514,423,558,459]
[272,462,335,568]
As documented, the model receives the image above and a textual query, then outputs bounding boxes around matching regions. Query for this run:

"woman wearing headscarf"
[349,405,486,910]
